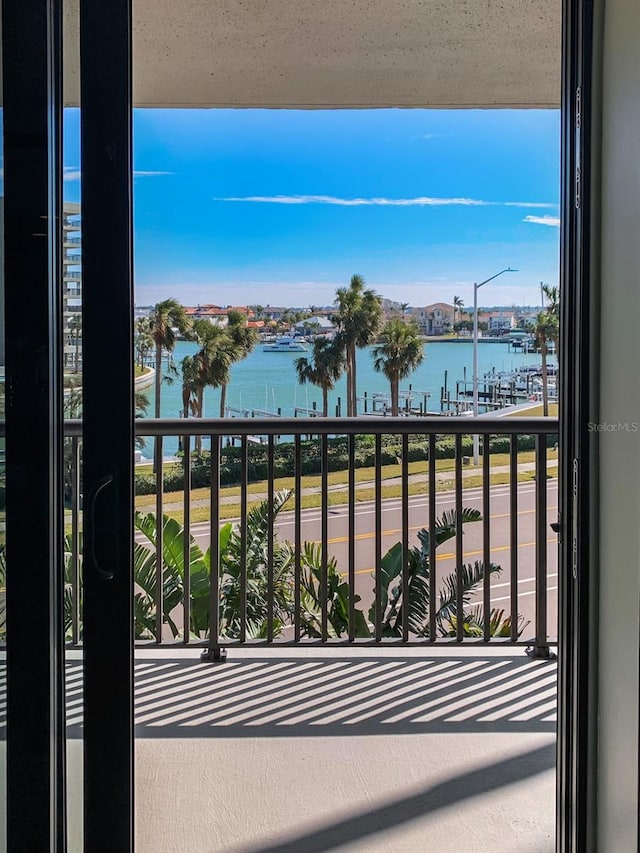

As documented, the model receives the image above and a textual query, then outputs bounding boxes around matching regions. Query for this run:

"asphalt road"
[187,479,559,643]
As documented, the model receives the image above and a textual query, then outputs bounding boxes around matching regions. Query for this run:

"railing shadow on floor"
[59,654,557,738]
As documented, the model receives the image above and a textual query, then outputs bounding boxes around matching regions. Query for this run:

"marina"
[138,339,557,457]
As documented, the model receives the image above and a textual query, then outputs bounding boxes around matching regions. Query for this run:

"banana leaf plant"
[289,541,370,638]
[209,490,296,639]
[58,526,195,642]
[133,513,199,639]
[134,490,300,641]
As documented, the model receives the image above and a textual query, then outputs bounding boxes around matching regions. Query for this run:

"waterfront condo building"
[62,202,82,371]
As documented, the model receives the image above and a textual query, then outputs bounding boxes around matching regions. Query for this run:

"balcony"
[59,415,558,850]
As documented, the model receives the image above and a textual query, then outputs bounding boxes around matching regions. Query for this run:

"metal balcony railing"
[61,416,559,660]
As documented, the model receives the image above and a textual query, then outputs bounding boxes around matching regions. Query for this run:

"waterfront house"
[409,302,455,335]
[294,315,335,336]
[485,310,517,335]
[261,306,289,321]
[183,305,255,327]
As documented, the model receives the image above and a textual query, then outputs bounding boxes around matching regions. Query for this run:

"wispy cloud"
[62,167,173,182]
[505,202,558,209]
[214,194,557,209]
[523,214,561,227]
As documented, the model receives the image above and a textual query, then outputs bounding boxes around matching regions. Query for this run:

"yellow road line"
[343,537,557,577]
[326,506,558,546]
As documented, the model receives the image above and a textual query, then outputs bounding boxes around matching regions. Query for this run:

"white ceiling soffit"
[61,0,560,108]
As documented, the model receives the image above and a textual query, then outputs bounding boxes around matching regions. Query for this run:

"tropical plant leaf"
[134,510,207,639]
[417,507,482,554]
[293,541,370,638]
[371,510,501,639]
[436,561,502,636]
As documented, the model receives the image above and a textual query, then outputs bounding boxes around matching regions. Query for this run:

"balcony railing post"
[239,437,248,644]
[155,435,164,644]
[455,435,464,642]
[267,435,275,643]
[510,434,519,643]
[374,434,382,642]
[182,434,191,643]
[401,433,410,643]
[320,434,329,641]
[428,433,437,642]
[482,434,491,642]
[294,435,302,642]
[201,433,225,662]
[348,434,356,641]
[527,434,556,660]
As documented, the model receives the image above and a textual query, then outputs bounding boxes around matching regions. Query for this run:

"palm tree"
[399,302,410,320]
[294,338,345,417]
[533,310,559,416]
[148,299,191,419]
[187,320,233,452]
[221,311,258,417]
[542,284,559,319]
[332,274,382,416]
[134,317,153,369]
[180,355,199,420]
[372,318,424,415]
[453,295,464,331]
[148,299,190,471]
[249,304,264,321]
[190,319,231,418]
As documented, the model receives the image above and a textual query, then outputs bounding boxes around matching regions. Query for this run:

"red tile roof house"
[183,305,254,327]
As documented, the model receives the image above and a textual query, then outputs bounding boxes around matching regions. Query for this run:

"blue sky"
[63,108,560,308]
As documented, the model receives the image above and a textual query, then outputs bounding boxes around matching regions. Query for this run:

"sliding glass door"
[2,0,134,849]
[79,0,134,848]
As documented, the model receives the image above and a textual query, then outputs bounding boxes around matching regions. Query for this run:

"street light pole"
[472,267,517,465]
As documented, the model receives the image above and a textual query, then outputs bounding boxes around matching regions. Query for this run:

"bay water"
[138,340,553,459]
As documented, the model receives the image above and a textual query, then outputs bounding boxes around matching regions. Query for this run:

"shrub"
[133,430,559,495]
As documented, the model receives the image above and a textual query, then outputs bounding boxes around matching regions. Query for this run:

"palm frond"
[436,561,502,634]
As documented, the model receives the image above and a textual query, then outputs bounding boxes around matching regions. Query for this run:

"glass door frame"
[3,0,134,849]
[79,0,135,849]
[3,0,66,848]
[557,0,599,849]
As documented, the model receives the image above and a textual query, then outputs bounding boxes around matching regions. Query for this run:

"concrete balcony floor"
[63,646,557,852]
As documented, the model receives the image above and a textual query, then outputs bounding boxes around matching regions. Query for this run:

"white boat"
[262,336,308,353]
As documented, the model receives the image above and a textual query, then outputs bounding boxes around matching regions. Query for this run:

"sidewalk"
[153,457,558,514]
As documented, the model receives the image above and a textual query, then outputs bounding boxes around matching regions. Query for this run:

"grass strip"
[134,449,557,509]
[144,466,558,526]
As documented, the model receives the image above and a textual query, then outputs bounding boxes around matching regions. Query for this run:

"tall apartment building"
[63,202,82,370]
